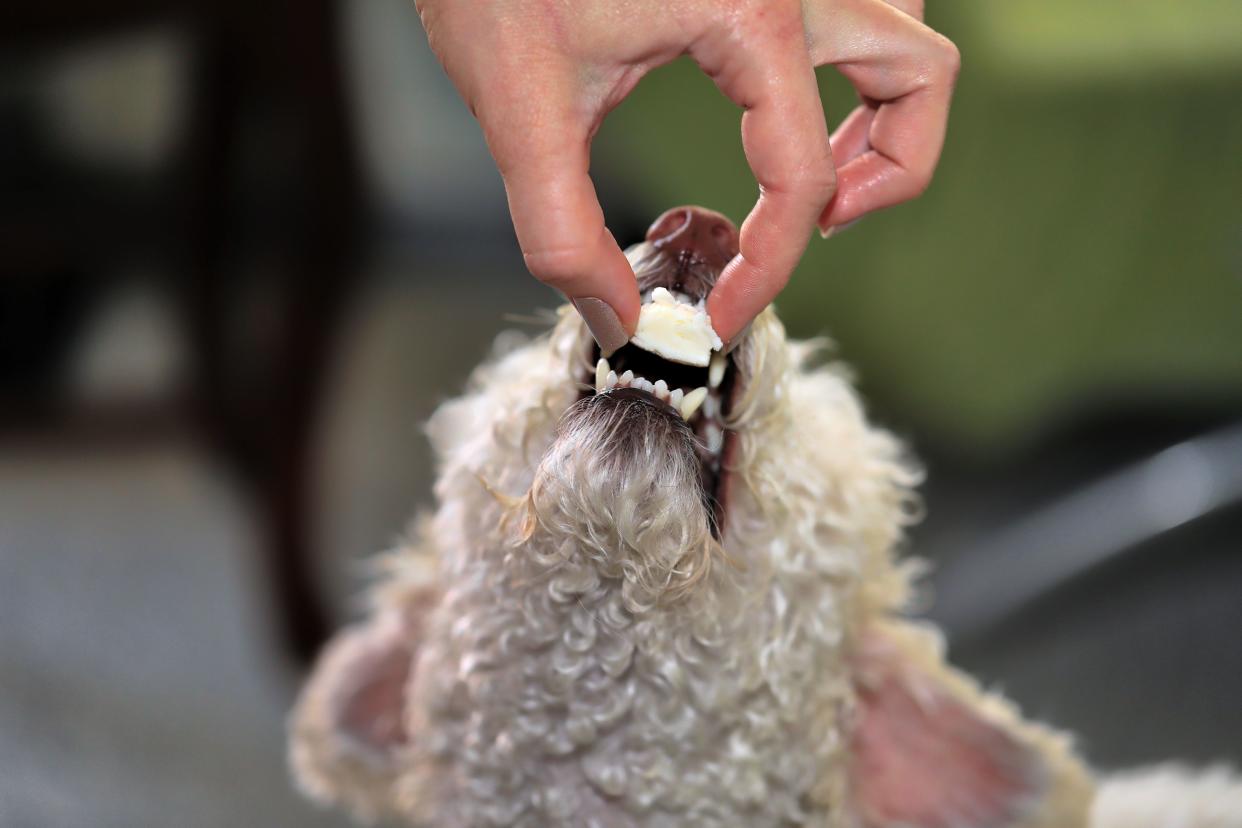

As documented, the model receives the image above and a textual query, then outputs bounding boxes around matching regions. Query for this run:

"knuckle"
[812,166,839,200]
[794,162,838,206]
[930,33,962,83]
[523,242,596,290]
[905,167,935,199]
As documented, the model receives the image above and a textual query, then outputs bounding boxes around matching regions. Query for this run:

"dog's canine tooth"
[680,387,708,421]
[703,422,723,453]
[703,392,719,420]
[595,358,609,393]
[619,370,634,387]
[669,388,685,411]
[709,352,727,388]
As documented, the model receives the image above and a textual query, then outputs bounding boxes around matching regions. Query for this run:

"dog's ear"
[288,609,416,822]
[849,623,1076,828]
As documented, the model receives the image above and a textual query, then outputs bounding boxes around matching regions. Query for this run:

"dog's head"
[297,206,1093,828]
[503,206,824,608]
[421,204,915,620]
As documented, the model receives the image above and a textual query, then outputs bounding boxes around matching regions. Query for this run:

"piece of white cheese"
[630,287,723,367]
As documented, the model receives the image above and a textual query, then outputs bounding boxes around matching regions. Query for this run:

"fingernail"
[722,321,752,354]
[819,218,861,239]
[572,297,629,357]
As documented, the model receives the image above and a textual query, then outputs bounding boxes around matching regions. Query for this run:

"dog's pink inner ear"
[850,634,1044,828]
[326,617,413,759]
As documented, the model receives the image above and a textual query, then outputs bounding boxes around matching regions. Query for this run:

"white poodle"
[290,207,1242,827]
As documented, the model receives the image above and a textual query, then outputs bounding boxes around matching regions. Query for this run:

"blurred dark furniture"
[4,0,358,664]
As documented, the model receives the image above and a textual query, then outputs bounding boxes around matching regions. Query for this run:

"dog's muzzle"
[575,206,743,535]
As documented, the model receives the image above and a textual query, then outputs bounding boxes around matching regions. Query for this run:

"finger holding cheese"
[630,288,723,367]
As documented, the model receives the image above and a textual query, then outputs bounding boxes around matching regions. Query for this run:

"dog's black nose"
[646,206,739,271]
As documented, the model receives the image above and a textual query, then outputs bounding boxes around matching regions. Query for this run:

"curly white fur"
[289,298,1240,827]
[408,308,900,827]
[1092,765,1242,828]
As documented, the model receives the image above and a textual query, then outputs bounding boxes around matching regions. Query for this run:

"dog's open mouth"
[573,206,744,536]
[582,326,737,534]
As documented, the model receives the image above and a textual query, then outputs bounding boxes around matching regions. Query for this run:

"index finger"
[694,3,837,345]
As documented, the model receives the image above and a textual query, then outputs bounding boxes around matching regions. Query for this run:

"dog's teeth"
[606,370,618,389]
[637,378,653,393]
[703,393,719,420]
[595,358,609,392]
[619,370,634,387]
[704,423,723,453]
[680,386,708,421]
[709,352,727,388]
[654,379,669,400]
[669,388,684,411]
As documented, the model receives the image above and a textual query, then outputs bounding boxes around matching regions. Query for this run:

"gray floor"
[0,270,544,828]
[0,443,348,828]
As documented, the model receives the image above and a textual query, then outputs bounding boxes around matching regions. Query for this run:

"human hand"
[416,0,959,353]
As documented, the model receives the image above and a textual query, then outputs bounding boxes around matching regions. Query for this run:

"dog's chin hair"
[514,391,715,612]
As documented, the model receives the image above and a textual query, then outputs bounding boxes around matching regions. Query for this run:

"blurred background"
[2,1,1240,824]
